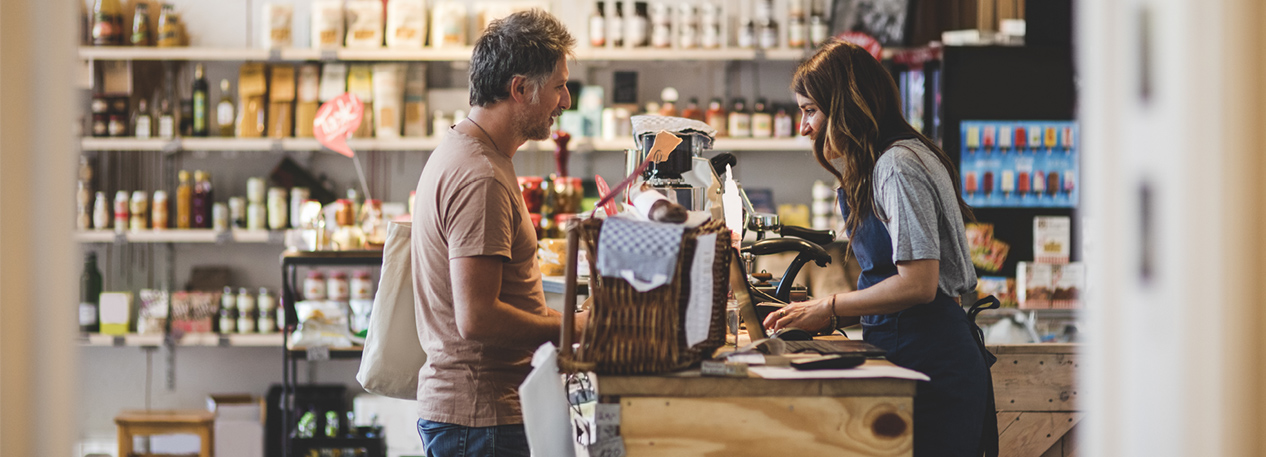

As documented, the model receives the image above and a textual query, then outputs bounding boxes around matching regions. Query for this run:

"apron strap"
[968,295,1001,457]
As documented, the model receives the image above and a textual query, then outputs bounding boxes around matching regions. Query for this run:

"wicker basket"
[557,217,732,375]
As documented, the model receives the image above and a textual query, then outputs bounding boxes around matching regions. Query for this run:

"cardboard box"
[268,65,296,138]
[295,64,321,137]
[237,63,269,138]
[1017,261,1084,309]
[347,64,375,138]
[1033,216,1071,264]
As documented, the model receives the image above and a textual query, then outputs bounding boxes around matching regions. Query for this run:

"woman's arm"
[763,259,940,332]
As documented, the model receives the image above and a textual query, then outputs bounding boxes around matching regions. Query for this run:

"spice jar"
[351,270,374,300]
[327,271,350,302]
[304,270,326,300]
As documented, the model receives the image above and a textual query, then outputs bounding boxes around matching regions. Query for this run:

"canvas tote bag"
[356,221,428,399]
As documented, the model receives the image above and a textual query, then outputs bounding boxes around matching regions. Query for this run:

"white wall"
[1079,0,1266,455]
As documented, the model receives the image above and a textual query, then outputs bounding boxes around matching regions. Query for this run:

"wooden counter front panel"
[991,352,1079,412]
[617,396,914,457]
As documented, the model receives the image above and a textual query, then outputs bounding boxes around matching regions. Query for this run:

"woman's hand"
[762,298,834,334]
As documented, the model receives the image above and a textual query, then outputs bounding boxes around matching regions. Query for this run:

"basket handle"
[559,219,581,357]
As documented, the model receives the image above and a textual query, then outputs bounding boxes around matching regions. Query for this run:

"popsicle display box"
[959,120,1079,208]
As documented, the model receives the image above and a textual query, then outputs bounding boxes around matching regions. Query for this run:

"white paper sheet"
[685,233,718,347]
[519,343,577,457]
[749,364,931,381]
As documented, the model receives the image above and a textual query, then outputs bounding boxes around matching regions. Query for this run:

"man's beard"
[517,104,559,141]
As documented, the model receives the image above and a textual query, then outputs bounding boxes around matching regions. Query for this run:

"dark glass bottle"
[191,170,213,228]
[192,63,210,137]
[80,252,103,333]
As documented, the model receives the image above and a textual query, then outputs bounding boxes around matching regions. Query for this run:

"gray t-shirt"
[872,139,977,297]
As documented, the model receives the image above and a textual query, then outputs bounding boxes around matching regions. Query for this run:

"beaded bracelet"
[821,294,839,336]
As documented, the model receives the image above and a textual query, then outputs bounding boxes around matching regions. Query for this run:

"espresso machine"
[625,115,720,214]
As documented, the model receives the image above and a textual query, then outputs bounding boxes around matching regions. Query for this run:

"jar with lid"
[738,18,756,49]
[351,270,374,300]
[774,107,794,138]
[331,199,365,250]
[257,288,277,333]
[751,98,773,138]
[267,187,288,230]
[236,287,256,333]
[289,187,310,229]
[219,287,238,334]
[628,2,649,47]
[705,98,728,137]
[728,98,751,138]
[759,19,779,49]
[229,196,246,228]
[108,114,127,137]
[94,192,110,230]
[113,190,129,235]
[518,176,545,213]
[304,270,326,300]
[700,3,722,49]
[327,271,350,302]
[677,4,698,49]
[650,3,671,48]
[129,190,148,231]
[810,15,830,46]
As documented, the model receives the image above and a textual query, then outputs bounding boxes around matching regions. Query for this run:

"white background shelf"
[82,333,284,347]
[75,229,284,244]
[79,46,813,62]
[82,136,811,152]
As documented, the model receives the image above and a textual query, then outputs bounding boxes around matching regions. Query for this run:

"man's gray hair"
[468,10,575,107]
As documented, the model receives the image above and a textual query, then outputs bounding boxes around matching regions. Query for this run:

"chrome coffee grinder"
[624,115,719,212]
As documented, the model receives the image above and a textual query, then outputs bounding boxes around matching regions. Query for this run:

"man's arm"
[451,255,569,347]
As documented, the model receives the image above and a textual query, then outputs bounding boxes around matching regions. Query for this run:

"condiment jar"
[256,288,276,333]
[152,190,169,230]
[327,271,350,302]
[94,191,110,230]
[219,287,237,334]
[236,287,256,333]
[268,187,288,230]
[304,270,326,301]
[113,190,130,234]
[129,190,148,231]
[351,270,374,300]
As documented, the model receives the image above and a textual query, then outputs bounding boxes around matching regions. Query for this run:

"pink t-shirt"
[410,128,547,427]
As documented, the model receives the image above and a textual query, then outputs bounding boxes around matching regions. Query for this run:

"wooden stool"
[115,410,215,457]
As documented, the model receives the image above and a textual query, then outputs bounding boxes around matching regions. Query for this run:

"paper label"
[685,233,717,347]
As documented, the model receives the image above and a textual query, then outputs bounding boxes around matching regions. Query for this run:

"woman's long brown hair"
[792,40,973,250]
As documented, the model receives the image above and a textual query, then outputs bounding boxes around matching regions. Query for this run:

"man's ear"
[507,75,530,103]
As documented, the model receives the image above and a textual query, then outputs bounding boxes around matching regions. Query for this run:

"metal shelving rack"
[278,250,383,457]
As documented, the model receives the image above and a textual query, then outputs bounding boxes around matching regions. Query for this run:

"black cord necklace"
[465,118,501,153]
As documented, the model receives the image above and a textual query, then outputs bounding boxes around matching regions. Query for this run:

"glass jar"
[304,270,326,301]
[327,271,350,301]
[351,270,374,300]
[519,176,545,213]
[267,187,288,230]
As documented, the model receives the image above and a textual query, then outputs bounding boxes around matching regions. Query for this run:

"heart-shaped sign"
[313,93,364,158]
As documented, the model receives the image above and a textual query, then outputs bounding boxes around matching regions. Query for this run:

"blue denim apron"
[842,188,996,457]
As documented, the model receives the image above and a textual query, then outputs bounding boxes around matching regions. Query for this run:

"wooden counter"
[595,359,917,457]
[988,343,1082,457]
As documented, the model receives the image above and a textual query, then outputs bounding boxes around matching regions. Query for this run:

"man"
[410,9,585,457]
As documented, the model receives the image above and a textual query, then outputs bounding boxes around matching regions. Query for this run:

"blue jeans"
[417,419,530,457]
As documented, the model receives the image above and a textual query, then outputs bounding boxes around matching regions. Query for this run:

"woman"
[763,40,997,457]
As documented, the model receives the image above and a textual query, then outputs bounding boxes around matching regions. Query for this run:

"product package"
[237,63,269,138]
[318,63,348,102]
[99,291,135,335]
[976,276,1017,308]
[372,63,406,138]
[261,3,293,48]
[1033,216,1071,264]
[137,289,170,335]
[295,64,321,137]
[311,0,345,49]
[347,64,375,137]
[172,291,220,333]
[402,63,428,137]
[386,0,428,48]
[430,2,468,48]
[268,65,296,138]
[1017,261,1084,309]
[344,0,385,48]
[966,222,1010,273]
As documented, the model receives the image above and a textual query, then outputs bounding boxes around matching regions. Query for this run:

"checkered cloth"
[596,216,686,292]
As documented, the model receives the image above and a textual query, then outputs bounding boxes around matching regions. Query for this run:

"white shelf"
[82,333,284,347]
[75,229,284,244]
[80,46,811,62]
[83,136,810,153]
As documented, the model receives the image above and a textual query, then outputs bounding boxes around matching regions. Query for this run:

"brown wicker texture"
[559,217,732,375]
